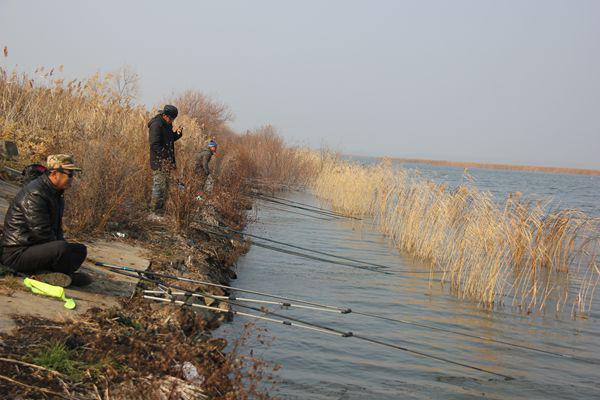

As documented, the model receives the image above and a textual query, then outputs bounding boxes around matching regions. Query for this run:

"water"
[354,158,600,217]
[217,167,600,399]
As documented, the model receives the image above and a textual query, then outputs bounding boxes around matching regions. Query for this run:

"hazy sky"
[1,1,599,168]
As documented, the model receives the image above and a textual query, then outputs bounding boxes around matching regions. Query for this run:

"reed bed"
[310,155,600,316]
[0,62,310,234]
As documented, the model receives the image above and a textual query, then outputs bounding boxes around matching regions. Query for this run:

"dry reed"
[310,155,600,316]
[0,63,310,234]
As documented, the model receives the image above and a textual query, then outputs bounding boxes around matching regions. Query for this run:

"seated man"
[1,154,90,287]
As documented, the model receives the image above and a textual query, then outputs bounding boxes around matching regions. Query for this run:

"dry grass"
[310,155,600,316]
[0,63,310,234]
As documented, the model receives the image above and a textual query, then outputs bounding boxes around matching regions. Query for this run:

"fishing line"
[251,194,350,218]
[250,240,393,275]
[249,193,357,220]
[134,271,514,380]
[254,202,337,221]
[195,220,443,274]
[92,261,351,312]
[199,225,441,275]
[251,191,347,215]
[93,261,589,365]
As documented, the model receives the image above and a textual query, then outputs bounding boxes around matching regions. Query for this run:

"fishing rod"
[250,193,349,219]
[135,272,513,380]
[145,294,346,337]
[93,261,587,364]
[143,289,346,314]
[250,193,358,220]
[250,240,393,275]
[195,220,443,274]
[255,202,337,221]
[93,261,352,313]
[251,191,348,216]
[198,225,441,275]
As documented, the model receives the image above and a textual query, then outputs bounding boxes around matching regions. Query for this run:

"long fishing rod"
[94,261,593,364]
[250,193,358,220]
[93,261,351,312]
[251,240,393,274]
[145,294,346,337]
[255,202,337,221]
[250,193,349,219]
[143,290,346,314]
[195,220,442,274]
[136,273,513,380]
[251,191,348,216]
[199,225,441,275]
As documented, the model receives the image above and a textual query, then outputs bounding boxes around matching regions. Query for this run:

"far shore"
[377,157,600,176]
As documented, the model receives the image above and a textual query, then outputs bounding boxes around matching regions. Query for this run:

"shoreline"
[0,187,264,398]
[380,157,600,176]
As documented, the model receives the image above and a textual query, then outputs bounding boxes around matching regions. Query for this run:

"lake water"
[217,165,600,399]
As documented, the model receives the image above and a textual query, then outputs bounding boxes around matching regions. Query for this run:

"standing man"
[148,105,183,216]
[194,139,217,197]
[1,154,90,287]
[195,139,217,185]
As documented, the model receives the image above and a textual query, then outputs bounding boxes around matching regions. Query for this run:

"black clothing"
[195,148,213,176]
[1,174,65,248]
[1,240,86,274]
[148,114,182,170]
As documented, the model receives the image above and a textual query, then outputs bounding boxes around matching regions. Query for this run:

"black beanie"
[162,104,178,119]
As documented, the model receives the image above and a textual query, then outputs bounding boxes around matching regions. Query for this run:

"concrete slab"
[0,239,150,334]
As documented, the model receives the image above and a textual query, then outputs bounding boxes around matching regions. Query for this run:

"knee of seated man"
[73,243,87,258]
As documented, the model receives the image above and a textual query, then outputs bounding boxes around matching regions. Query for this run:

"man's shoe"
[70,272,93,287]
[31,271,72,288]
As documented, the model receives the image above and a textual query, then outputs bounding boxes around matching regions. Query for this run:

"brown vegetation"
[0,62,309,235]
[310,156,600,316]
[388,157,600,176]
[0,58,313,397]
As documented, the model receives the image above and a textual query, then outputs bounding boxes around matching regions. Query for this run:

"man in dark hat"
[148,105,184,217]
[1,154,90,287]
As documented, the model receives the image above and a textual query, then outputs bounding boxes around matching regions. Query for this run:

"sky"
[1,0,599,168]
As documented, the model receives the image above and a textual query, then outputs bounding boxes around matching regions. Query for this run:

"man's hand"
[176,126,184,135]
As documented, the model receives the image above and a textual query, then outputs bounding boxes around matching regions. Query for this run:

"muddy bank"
[0,197,273,399]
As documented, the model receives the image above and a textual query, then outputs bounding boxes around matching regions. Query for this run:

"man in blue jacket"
[148,105,183,216]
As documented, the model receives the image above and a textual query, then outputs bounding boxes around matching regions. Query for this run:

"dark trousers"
[1,241,87,274]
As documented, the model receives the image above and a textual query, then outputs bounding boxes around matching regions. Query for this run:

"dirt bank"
[0,188,273,399]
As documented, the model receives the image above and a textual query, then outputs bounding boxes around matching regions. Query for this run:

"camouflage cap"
[46,154,82,171]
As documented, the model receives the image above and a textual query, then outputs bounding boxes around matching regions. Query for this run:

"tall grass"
[310,156,600,316]
[0,63,310,234]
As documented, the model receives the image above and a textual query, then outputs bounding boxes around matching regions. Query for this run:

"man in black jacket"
[1,154,89,287]
[148,105,183,215]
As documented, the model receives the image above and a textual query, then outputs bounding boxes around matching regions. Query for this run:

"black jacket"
[148,114,182,170]
[195,148,213,176]
[1,174,65,248]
